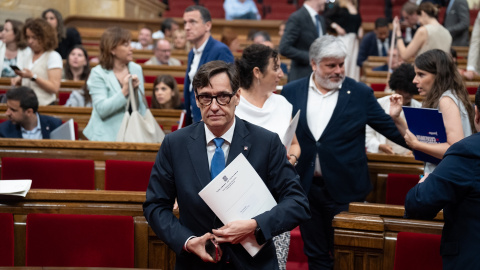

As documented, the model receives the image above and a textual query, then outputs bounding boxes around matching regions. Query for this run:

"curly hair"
[235,44,278,90]
[152,75,181,109]
[41,8,66,42]
[99,27,131,70]
[388,63,418,95]
[415,49,475,133]
[5,19,27,49]
[23,18,58,51]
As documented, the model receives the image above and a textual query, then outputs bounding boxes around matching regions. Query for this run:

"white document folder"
[198,153,277,257]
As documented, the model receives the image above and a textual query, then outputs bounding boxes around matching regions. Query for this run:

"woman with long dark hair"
[42,8,82,59]
[390,49,475,173]
[151,74,182,109]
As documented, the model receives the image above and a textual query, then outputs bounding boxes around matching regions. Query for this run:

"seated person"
[153,18,179,40]
[0,86,62,138]
[151,75,183,109]
[365,63,421,154]
[357,18,391,67]
[145,39,181,66]
[130,27,154,50]
[224,0,261,20]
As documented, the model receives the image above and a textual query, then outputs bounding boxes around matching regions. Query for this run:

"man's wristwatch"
[254,224,266,245]
[31,74,37,82]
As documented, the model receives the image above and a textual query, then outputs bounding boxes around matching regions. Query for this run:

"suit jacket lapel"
[320,82,351,140]
[227,117,251,165]
[300,7,317,34]
[199,36,213,67]
[297,79,316,142]
[187,123,211,188]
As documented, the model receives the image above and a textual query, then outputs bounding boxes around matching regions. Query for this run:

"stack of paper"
[0,180,32,197]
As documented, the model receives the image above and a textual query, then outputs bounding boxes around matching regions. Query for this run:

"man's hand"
[379,144,395,154]
[212,219,257,245]
[463,70,478,80]
[185,233,221,263]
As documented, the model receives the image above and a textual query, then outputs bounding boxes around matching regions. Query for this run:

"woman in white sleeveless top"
[12,18,62,106]
[0,19,31,78]
[393,2,452,61]
[235,44,300,270]
[390,49,475,174]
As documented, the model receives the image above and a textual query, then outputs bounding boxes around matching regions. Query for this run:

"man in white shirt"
[182,5,234,125]
[144,60,310,269]
[282,35,406,269]
[130,27,154,50]
[145,39,181,66]
[0,86,61,139]
[223,0,261,20]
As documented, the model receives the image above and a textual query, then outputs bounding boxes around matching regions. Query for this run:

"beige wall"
[0,0,165,25]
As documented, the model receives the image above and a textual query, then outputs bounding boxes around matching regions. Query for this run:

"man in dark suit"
[357,18,391,67]
[444,0,470,46]
[400,2,420,45]
[0,86,61,139]
[279,0,326,82]
[183,5,234,125]
[404,88,480,269]
[281,36,406,269]
[144,61,310,270]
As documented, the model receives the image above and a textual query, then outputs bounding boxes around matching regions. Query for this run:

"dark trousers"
[300,177,349,270]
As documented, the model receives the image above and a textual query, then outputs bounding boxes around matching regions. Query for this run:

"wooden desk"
[333,202,443,270]
[0,189,176,270]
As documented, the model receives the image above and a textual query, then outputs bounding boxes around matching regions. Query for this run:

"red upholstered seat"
[385,173,420,205]
[286,226,308,270]
[26,213,134,267]
[104,160,154,191]
[58,92,69,105]
[0,213,14,266]
[1,157,95,190]
[394,232,442,270]
[370,83,387,92]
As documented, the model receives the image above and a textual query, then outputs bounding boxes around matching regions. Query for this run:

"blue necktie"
[211,138,225,180]
[381,43,387,57]
[315,14,322,37]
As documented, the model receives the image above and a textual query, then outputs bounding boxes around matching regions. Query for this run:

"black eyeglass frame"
[195,91,237,106]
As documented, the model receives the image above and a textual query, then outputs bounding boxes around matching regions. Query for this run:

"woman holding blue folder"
[390,49,475,173]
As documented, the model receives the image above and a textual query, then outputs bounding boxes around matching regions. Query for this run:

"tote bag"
[116,78,165,143]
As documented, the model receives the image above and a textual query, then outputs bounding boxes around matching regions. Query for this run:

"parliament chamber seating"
[0,213,14,267]
[26,213,134,268]
[104,160,154,191]
[1,157,95,190]
[393,232,442,270]
[385,173,420,205]
[286,226,308,270]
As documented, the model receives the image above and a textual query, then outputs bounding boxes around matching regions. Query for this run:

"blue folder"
[402,106,447,164]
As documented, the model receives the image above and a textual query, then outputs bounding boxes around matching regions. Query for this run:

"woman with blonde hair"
[83,26,146,141]
[172,29,190,52]
[393,2,452,61]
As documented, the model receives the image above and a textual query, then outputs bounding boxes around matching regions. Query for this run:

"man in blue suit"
[404,88,480,269]
[0,86,61,139]
[281,36,406,269]
[183,5,234,125]
[144,61,310,270]
[357,17,391,67]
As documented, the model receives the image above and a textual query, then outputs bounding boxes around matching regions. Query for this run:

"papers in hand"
[198,154,277,257]
[282,110,300,152]
[0,180,32,197]
[402,106,447,164]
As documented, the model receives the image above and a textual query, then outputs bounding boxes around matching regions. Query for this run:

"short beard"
[316,74,345,90]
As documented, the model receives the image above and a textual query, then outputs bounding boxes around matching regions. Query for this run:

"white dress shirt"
[307,74,339,175]
[376,38,390,57]
[188,38,209,93]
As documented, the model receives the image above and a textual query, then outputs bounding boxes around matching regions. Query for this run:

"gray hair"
[309,35,347,64]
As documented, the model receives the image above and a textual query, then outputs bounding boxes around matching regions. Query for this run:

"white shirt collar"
[205,118,236,145]
[303,3,318,18]
[308,73,341,96]
[193,37,209,55]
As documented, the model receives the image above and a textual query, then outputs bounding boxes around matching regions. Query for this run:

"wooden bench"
[0,189,176,270]
[333,202,443,270]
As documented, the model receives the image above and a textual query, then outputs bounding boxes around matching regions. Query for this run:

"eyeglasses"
[196,92,235,106]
